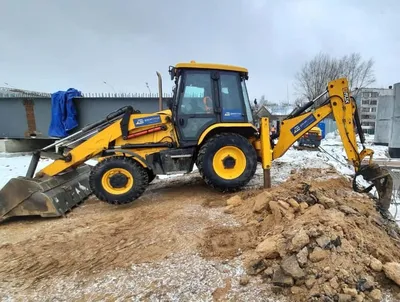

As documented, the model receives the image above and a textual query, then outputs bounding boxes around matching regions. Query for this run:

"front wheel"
[196,133,257,192]
[89,156,149,205]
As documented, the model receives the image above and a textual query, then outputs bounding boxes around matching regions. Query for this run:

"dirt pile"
[201,168,400,301]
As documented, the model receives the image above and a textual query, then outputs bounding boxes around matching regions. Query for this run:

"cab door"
[218,71,248,123]
[174,69,219,146]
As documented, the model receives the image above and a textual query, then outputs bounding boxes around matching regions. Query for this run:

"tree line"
[255,52,376,108]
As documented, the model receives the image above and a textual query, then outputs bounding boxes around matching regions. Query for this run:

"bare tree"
[294,52,376,101]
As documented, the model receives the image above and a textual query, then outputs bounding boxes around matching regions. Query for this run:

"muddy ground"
[0,168,281,301]
[1,165,400,301]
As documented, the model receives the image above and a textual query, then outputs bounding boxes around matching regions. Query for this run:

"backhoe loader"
[0,61,394,222]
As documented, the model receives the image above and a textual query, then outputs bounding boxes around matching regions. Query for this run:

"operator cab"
[168,61,254,146]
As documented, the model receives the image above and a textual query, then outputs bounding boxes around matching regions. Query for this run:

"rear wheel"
[196,133,257,192]
[89,156,149,205]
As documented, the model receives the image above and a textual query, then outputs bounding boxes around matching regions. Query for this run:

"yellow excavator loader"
[0,61,394,222]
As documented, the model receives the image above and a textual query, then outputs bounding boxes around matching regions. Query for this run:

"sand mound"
[200,168,400,301]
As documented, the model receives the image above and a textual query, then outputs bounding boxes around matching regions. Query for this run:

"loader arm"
[37,110,173,178]
[259,78,393,212]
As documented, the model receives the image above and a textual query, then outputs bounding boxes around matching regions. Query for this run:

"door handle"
[179,118,185,126]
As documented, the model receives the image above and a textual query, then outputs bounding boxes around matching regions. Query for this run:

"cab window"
[219,72,245,121]
[178,71,214,115]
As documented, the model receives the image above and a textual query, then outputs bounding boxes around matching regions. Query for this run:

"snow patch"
[78,183,88,191]
[0,153,97,188]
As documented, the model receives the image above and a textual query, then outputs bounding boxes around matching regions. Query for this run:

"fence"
[0,94,172,139]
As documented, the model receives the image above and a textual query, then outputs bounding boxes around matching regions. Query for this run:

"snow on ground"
[0,153,52,188]
[0,153,97,188]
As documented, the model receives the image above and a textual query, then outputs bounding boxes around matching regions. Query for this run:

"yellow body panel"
[113,113,178,161]
[198,123,258,145]
[175,61,248,74]
[39,111,178,177]
[259,117,272,170]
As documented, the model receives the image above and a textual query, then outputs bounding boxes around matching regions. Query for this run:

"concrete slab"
[361,158,400,167]
[0,139,53,153]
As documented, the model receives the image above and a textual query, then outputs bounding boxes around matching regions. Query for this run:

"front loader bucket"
[0,165,92,222]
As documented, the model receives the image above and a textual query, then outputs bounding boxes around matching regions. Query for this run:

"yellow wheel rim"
[212,146,246,180]
[101,168,134,195]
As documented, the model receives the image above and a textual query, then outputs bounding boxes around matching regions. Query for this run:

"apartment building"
[353,87,394,135]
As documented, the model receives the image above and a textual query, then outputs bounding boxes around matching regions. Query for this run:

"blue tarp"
[48,88,81,138]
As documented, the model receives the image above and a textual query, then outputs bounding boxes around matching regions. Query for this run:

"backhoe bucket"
[353,163,394,213]
[0,165,92,222]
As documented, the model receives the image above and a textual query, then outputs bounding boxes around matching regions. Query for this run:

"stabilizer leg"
[260,117,272,189]
[26,151,40,178]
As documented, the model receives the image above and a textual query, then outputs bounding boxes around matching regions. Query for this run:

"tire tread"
[196,132,257,192]
[89,156,149,205]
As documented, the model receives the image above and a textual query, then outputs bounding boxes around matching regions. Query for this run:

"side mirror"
[168,66,175,81]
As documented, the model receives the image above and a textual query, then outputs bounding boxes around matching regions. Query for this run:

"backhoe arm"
[272,102,332,159]
[273,78,372,171]
[258,78,393,213]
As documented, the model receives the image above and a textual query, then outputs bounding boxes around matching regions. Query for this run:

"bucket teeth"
[0,165,92,222]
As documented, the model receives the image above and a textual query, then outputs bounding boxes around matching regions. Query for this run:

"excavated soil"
[200,168,400,301]
[1,167,400,301]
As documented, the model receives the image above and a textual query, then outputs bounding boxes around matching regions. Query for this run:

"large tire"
[146,168,156,183]
[89,156,149,205]
[196,133,257,192]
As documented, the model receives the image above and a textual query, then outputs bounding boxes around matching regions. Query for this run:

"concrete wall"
[0,96,171,139]
[374,94,395,145]
[389,83,400,157]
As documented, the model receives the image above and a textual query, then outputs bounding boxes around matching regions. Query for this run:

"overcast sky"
[0,0,399,103]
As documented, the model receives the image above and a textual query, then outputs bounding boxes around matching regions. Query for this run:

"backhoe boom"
[258,78,392,212]
[273,78,371,170]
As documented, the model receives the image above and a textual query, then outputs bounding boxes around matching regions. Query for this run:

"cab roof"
[174,60,248,74]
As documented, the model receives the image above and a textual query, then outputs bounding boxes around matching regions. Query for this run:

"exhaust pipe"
[156,71,163,111]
